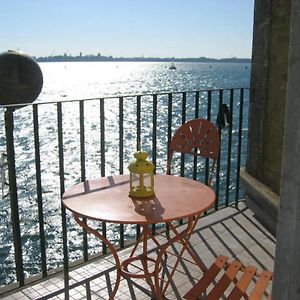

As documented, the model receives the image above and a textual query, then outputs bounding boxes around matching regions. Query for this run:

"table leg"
[166,214,207,273]
[73,213,121,300]
[153,215,207,299]
[121,224,164,296]
[122,217,204,299]
[142,225,159,297]
[73,214,203,299]
[148,217,193,299]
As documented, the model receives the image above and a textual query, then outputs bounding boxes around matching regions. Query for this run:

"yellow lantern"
[128,151,155,198]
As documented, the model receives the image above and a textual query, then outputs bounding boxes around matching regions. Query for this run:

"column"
[272,0,300,298]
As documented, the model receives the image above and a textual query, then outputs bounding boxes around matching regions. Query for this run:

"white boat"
[169,61,176,69]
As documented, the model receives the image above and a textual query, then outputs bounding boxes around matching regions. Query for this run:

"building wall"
[272,0,300,297]
[247,0,291,194]
[242,0,291,233]
[262,0,291,194]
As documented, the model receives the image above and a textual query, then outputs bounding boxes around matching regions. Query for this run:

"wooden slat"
[183,255,228,299]
[227,265,257,300]
[249,271,273,300]
[206,260,243,300]
[184,256,272,300]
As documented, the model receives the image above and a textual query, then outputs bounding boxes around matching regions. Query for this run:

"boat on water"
[169,61,176,69]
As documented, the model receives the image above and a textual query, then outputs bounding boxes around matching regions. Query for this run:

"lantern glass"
[128,151,155,198]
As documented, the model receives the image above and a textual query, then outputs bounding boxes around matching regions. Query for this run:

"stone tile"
[1,292,30,299]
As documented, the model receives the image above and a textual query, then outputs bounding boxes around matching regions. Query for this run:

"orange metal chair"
[183,255,273,300]
[167,119,220,187]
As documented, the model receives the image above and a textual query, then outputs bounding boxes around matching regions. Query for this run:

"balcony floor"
[1,202,275,300]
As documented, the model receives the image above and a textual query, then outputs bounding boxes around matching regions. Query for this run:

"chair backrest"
[167,119,220,187]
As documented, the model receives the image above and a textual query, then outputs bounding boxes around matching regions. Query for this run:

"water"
[37,62,250,100]
[0,61,250,286]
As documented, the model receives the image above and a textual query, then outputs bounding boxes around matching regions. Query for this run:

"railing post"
[79,101,86,183]
[235,88,244,204]
[57,102,69,299]
[205,91,212,185]
[33,104,47,278]
[4,107,24,286]
[119,97,124,175]
[136,95,141,151]
[215,90,223,209]
[193,92,200,180]
[180,92,187,177]
[167,93,173,149]
[225,89,234,206]
[152,94,158,168]
[99,98,107,254]
[136,95,142,239]
[79,101,88,262]
[118,97,125,247]
[100,98,105,177]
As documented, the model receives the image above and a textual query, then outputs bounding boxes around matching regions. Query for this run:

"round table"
[62,174,215,299]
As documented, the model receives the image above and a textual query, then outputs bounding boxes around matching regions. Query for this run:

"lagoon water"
[0,61,251,286]
[38,61,250,100]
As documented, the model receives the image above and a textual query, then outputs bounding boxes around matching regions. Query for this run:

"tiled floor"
[1,203,276,299]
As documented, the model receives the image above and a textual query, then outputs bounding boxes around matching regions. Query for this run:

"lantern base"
[129,187,155,198]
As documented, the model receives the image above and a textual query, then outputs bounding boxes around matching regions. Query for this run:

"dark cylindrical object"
[0,50,43,106]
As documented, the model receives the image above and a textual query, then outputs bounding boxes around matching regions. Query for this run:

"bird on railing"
[216,104,232,128]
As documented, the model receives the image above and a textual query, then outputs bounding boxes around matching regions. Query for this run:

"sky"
[0,0,255,59]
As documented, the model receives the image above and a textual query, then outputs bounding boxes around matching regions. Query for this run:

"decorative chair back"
[167,119,220,187]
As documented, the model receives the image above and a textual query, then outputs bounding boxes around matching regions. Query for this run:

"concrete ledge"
[240,168,279,235]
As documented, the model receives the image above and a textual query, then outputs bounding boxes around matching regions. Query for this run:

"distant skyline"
[1,0,254,59]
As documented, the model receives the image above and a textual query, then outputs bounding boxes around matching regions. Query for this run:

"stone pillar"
[241,0,291,234]
[272,0,300,298]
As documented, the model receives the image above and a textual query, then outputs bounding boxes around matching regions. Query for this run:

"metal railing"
[0,87,249,293]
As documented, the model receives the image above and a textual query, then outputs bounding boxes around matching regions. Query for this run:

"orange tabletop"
[62,174,215,225]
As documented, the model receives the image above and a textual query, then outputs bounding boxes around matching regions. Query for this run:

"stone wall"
[247,0,291,194]
[242,0,291,233]
[262,0,291,194]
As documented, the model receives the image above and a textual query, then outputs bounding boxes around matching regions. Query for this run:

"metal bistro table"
[62,174,215,299]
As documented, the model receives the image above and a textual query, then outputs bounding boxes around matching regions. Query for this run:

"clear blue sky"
[1,0,254,58]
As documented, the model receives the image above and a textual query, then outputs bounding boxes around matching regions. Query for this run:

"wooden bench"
[183,255,273,300]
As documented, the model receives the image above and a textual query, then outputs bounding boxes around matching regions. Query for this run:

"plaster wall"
[247,0,290,194]
[262,0,291,194]
[272,0,300,297]
[242,0,291,232]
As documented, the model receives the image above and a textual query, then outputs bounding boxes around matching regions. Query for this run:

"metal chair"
[183,255,273,300]
[167,119,220,187]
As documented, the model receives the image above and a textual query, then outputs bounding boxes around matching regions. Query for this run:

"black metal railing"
[0,87,249,294]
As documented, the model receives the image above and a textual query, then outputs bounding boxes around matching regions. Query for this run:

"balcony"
[0,203,275,299]
[0,87,276,299]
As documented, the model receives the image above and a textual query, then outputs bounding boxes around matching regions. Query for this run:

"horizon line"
[35,54,251,63]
